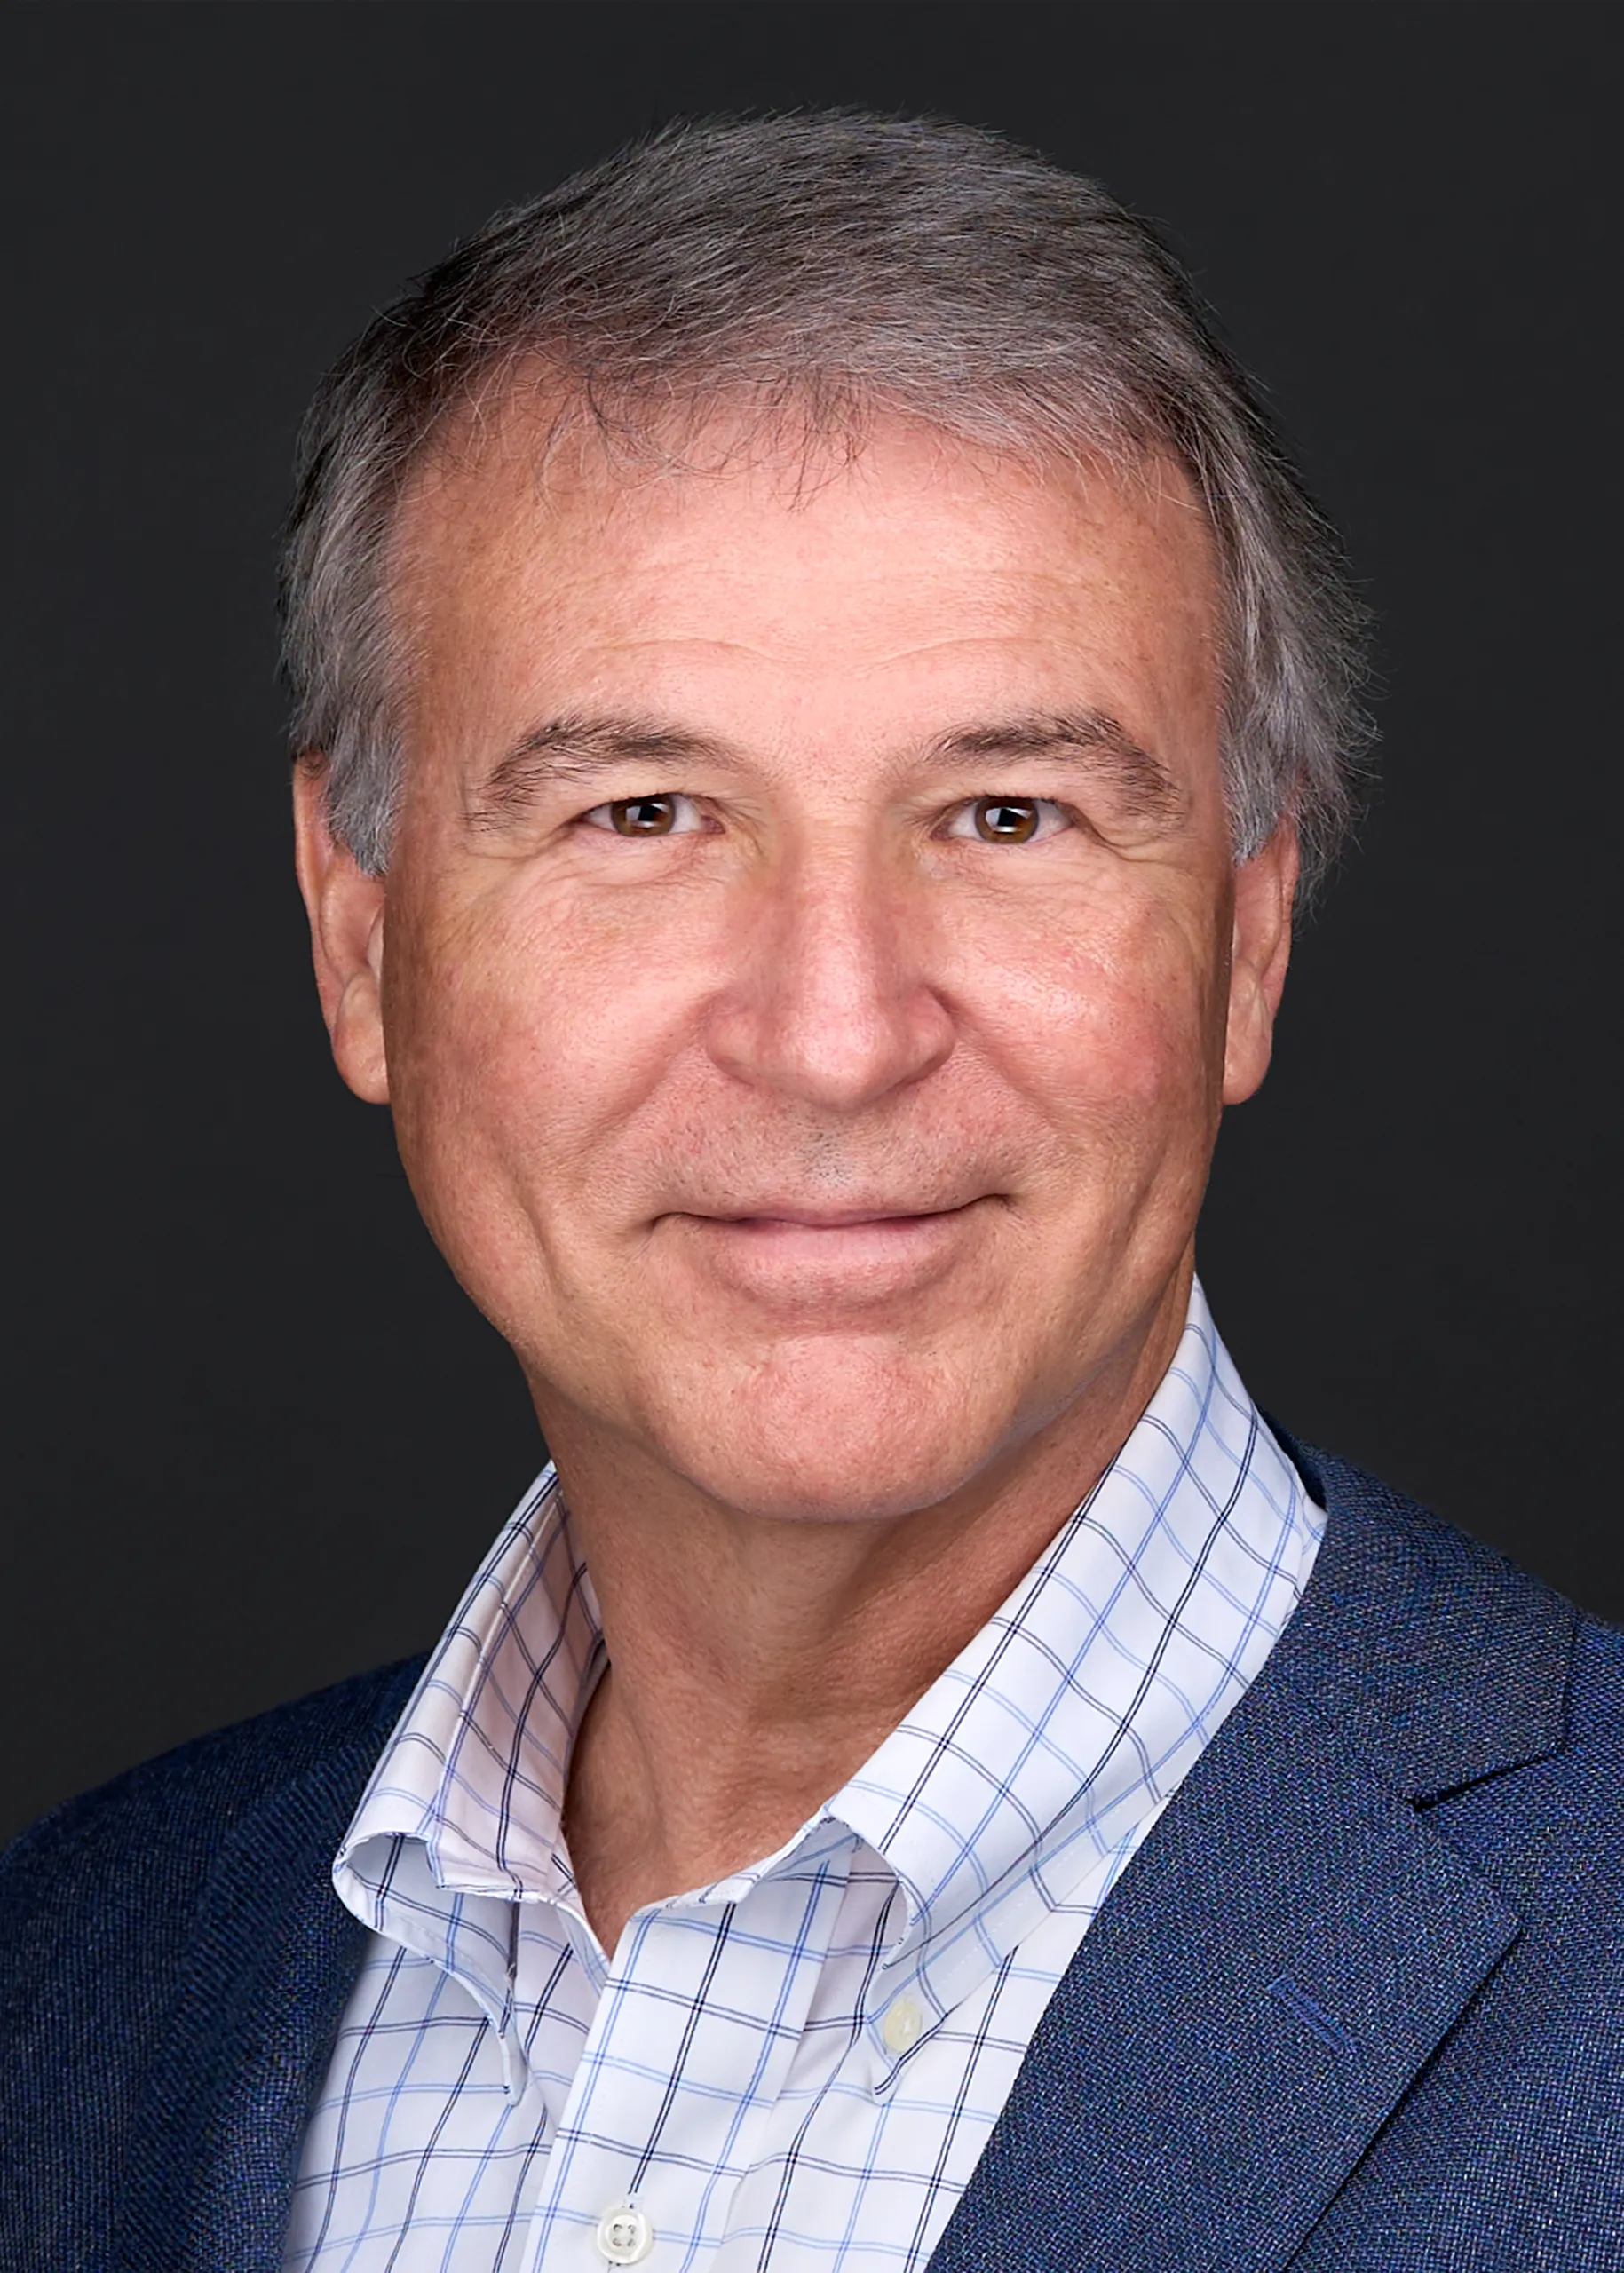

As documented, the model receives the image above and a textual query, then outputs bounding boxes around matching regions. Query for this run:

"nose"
[703,840,955,1113]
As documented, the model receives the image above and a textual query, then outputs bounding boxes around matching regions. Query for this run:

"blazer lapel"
[112,1716,399,2273]
[929,1448,1573,2273]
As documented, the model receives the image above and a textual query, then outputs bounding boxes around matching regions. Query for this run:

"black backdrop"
[4,1,1619,1847]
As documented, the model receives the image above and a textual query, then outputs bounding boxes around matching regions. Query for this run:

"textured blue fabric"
[0,1659,424,2273]
[4,1445,1622,2272]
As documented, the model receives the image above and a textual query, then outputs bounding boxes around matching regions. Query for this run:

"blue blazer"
[4,1439,1623,2272]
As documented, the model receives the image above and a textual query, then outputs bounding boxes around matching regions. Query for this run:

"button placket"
[526,1861,849,2264]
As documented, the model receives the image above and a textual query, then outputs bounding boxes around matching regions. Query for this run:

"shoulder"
[1263,1447,1624,2251]
[0,1654,424,2023]
[1299,1433,1624,1674]
[1280,1427,1624,1944]
[1278,1427,1609,1746]
[2,1653,424,1877]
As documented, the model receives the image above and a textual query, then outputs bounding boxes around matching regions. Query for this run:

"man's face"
[305,408,1291,1525]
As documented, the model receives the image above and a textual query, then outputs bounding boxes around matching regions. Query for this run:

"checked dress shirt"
[284,1280,1322,2272]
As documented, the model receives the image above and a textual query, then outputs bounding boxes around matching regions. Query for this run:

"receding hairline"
[392,350,1179,522]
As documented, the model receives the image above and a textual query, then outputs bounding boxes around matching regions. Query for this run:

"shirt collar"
[335,1278,1319,2061]
[335,1470,599,1910]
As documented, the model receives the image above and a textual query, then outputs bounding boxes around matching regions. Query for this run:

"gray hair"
[280,111,1371,890]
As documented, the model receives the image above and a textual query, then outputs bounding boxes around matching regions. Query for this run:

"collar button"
[881,1994,924,2054]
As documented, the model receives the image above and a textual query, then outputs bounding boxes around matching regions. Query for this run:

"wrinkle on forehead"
[391,386,1224,787]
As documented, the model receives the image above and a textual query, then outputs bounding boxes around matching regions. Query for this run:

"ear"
[292,760,390,1105]
[1222,822,1298,1106]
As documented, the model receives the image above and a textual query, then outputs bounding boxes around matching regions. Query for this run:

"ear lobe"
[1222,824,1298,1107]
[292,761,391,1105]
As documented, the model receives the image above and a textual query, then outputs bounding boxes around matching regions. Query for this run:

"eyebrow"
[922,709,1185,827]
[469,705,1184,828]
[470,716,734,827]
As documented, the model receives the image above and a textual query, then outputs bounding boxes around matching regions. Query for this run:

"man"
[3,110,1620,2273]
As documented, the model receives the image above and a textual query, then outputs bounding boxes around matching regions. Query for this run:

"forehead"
[393,395,1223,756]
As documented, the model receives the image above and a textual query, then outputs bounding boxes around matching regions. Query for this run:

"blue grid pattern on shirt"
[285,1281,1322,2271]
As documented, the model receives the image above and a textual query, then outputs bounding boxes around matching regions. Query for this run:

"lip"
[666,1198,990,1306]
[709,1201,978,1230]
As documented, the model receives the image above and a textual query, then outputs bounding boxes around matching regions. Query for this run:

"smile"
[669,1200,990,1305]
[718,1201,979,1230]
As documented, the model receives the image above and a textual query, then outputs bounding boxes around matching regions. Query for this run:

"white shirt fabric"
[285,1280,1322,2272]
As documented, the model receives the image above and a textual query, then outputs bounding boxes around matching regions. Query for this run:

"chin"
[651,1336,1026,1526]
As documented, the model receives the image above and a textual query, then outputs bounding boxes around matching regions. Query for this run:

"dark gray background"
[4,1,1618,1846]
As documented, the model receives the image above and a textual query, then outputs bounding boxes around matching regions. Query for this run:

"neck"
[546,1267,1191,1952]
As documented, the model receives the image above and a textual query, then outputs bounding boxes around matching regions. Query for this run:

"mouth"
[713,1200,982,1231]
[663,1197,994,1306]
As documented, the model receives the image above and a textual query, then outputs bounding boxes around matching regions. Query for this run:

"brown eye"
[971,797,1041,843]
[609,796,677,836]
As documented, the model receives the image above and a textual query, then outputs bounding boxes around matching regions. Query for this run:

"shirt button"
[881,1994,924,2054]
[597,2202,654,2265]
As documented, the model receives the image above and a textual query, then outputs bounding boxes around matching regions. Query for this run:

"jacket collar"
[926,1441,1574,2273]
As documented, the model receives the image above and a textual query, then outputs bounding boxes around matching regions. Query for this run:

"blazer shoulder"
[0,1654,425,1961]
[1284,1430,1579,1620]
[1271,1430,1586,1800]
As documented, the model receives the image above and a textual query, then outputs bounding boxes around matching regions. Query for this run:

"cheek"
[962,891,1224,1147]
[383,878,708,1231]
